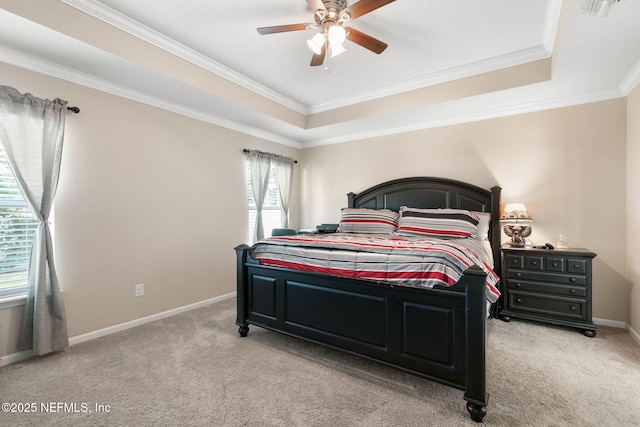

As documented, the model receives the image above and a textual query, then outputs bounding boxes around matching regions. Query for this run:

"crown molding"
[306,45,551,114]
[2,35,626,153]
[5,38,624,149]
[620,57,640,95]
[59,0,308,115]
[543,0,564,52]
[0,45,302,149]
[1,41,626,151]
[302,88,625,148]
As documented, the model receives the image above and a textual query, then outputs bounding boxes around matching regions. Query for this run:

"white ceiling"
[1,0,639,148]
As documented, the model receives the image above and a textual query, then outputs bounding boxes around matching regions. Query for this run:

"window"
[247,161,282,244]
[0,149,38,298]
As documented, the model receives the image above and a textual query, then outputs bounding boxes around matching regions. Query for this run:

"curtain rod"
[67,106,80,114]
[243,149,297,163]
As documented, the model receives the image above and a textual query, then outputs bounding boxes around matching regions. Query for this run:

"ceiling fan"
[257,0,396,67]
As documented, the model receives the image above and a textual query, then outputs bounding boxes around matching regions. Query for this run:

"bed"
[235,177,501,422]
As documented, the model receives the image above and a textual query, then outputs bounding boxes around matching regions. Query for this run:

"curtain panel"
[245,150,295,241]
[0,86,68,356]
[272,155,294,229]
[247,150,272,242]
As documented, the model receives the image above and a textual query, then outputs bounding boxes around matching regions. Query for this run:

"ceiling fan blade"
[344,0,395,20]
[310,41,327,66]
[257,24,313,35]
[306,0,326,12]
[345,27,388,54]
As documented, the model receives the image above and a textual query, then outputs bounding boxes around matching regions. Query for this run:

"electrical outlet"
[135,283,144,297]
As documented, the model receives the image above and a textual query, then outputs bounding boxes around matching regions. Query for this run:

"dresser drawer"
[505,254,524,269]
[507,270,586,286]
[545,257,565,272]
[567,259,587,274]
[509,292,586,320]
[507,253,589,274]
[525,256,543,270]
[507,279,586,298]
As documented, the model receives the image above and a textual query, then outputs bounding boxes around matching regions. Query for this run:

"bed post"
[490,185,502,278]
[347,192,356,208]
[235,244,250,337]
[462,265,488,423]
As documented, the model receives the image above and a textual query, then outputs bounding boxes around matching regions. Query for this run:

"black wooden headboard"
[347,177,502,276]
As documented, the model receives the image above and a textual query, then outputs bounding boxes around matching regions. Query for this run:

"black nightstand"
[499,246,597,337]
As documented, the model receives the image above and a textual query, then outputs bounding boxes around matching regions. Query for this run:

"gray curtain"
[0,86,68,356]
[247,150,272,242]
[273,155,294,228]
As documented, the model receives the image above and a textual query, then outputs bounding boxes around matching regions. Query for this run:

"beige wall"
[300,100,629,323]
[0,62,300,357]
[628,84,640,337]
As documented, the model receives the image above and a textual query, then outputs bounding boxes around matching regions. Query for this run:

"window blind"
[0,152,38,297]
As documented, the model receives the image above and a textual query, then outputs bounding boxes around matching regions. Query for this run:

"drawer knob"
[512,259,518,264]
[516,272,522,277]
[532,261,538,265]
[570,305,576,311]
[573,264,580,268]
[516,298,522,303]
[570,289,576,294]
[570,277,576,283]
[552,262,558,267]
[516,283,522,287]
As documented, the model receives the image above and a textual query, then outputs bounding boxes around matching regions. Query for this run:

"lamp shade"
[500,203,532,222]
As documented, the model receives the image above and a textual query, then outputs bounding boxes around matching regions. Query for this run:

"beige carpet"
[1,297,639,426]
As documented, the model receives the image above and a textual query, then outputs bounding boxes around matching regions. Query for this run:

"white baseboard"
[628,325,640,347]
[593,317,640,347]
[69,292,236,346]
[0,292,235,367]
[0,349,33,367]
[593,317,627,329]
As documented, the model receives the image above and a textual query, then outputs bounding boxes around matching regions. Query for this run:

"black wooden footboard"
[235,244,489,422]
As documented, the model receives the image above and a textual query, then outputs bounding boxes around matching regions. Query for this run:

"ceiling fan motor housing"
[315,0,349,29]
[321,0,348,12]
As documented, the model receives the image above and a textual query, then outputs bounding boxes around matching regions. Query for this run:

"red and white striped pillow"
[396,207,480,239]
[337,208,399,234]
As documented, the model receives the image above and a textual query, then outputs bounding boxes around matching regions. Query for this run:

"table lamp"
[500,203,532,247]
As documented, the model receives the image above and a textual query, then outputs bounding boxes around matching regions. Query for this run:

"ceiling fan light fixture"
[330,43,347,57]
[328,25,346,47]
[307,32,325,55]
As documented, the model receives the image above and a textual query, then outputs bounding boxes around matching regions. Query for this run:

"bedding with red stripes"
[250,233,500,303]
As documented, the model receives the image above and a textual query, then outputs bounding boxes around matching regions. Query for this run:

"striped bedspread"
[250,233,500,303]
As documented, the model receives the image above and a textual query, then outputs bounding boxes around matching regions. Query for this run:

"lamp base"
[502,224,531,248]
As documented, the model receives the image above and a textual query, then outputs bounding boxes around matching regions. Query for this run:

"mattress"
[250,233,500,303]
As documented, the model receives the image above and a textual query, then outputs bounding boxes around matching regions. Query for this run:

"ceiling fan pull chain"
[325,43,332,72]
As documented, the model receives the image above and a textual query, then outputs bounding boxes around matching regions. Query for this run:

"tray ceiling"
[0,0,639,147]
